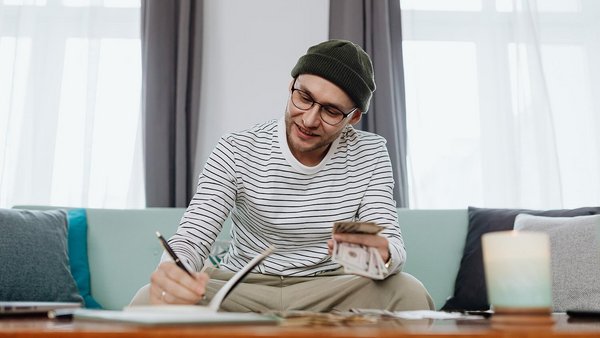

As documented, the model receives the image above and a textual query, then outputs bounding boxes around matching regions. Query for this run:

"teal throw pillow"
[67,209,102,309]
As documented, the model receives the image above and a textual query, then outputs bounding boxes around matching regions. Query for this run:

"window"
[401,0,600,209]
[0,0,144,208]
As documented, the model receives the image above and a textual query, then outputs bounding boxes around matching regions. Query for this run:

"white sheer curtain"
[0,0,144,208]
[401,0,600,209]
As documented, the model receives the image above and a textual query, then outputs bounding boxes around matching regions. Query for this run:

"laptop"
[0,301,81,316]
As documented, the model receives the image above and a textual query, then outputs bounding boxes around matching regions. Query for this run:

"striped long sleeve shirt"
[168,118,406,277]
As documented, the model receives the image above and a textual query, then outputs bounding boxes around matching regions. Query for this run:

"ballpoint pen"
[155,231,193,276]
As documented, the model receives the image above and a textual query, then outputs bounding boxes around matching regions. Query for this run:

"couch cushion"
[442,206,600,311]
[514,213,600,311]
[0,208,82,303]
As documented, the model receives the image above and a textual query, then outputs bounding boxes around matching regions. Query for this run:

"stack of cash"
[331,222,388,280]
[278,311,378,327]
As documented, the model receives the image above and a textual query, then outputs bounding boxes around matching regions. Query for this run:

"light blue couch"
[16,206,468,310]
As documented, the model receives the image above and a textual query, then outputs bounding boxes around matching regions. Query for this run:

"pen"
[155,231,193,276]
[48,308,76,320]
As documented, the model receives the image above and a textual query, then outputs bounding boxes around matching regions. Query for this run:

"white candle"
[482,231,552,311]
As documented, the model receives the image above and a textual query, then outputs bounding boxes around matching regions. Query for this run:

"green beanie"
[291,39,376,113]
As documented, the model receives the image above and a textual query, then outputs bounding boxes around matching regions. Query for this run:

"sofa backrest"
[84,208,187,310]
[399,209,468,309]
[89,208,468,310]
[13,206,468,310]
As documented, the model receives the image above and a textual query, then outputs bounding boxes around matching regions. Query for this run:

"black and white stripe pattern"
[169,118,405,277]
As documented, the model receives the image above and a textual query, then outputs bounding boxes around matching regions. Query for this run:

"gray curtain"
[329,0,409,207]
[141,0,203,207]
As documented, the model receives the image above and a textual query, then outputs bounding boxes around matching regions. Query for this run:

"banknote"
[331,221,387,280]
[332,221,384,235]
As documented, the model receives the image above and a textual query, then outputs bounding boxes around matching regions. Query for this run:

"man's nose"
[302,104,321,127]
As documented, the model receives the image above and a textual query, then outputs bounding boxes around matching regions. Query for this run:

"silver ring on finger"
[161,290,167,301]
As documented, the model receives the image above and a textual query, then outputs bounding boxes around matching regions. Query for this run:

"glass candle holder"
[482,231,552,314]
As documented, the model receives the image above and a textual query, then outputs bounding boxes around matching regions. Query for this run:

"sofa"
[12,206,468,311]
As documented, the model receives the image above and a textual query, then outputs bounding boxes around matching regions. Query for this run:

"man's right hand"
[149,262,209,304]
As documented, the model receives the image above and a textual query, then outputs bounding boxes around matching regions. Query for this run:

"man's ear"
[349,110,363,125]
[288,78,295,91]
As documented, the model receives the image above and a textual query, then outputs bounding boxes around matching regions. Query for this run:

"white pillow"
[514,213,600,312]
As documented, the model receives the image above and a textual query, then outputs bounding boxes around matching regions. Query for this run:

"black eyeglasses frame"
[289,78,358,126]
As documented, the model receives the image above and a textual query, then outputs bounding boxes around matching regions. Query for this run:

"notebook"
[73,246,279,325]
[0,301,81,316]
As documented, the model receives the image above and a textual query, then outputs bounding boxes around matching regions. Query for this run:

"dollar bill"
[332,221,383,235]
[331,222,387,280]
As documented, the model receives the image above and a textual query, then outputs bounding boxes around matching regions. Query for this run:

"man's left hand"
[327,233,390,263]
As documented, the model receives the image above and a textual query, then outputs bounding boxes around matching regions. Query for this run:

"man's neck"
[291,145,331,167]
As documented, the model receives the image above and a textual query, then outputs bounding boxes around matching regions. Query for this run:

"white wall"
[195,0,329,179]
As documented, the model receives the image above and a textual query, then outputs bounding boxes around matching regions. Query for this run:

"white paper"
[74,308,279,325]
[351,309,486,320]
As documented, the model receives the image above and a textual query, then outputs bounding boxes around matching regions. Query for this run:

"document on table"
[73,246,279,325]
[73,308,280,325]
[350,309,488,320]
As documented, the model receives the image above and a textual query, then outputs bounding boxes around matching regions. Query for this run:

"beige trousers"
[199,267,434,313]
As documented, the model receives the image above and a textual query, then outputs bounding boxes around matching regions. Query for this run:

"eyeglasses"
[290,79,358,126]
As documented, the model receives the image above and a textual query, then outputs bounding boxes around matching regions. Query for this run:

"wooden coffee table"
[1,313,600,337]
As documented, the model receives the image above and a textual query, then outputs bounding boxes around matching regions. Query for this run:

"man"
[147,39,434,312]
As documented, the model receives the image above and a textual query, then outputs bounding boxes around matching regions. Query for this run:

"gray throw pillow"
[0,208,83,303]
[514,213,600,312]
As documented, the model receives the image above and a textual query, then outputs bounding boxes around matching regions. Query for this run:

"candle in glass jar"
[482,231,552,311]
